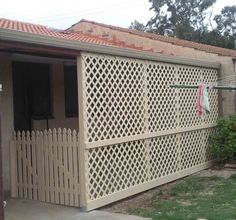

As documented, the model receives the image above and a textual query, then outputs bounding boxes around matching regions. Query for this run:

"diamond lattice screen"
[82,55,147,142]
[80,53,218,206]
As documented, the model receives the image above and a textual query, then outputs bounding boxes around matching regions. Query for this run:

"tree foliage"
[215,6,236,37]
[129,20,147,31]
[209,115,236,163]
[129,0,236,49]
[148,0,216,40]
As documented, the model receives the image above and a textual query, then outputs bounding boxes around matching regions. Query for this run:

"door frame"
[0,83,4,219]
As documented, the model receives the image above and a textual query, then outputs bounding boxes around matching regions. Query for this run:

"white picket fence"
[10,128,80,207]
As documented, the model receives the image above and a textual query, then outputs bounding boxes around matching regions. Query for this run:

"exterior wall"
[218,57,236,117]
[69,22,219,59]
[0,52,14,194]
[70,22,236,116]
[33,62,78,131]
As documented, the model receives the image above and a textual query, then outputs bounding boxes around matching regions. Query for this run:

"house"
[70,19,236,116]
[0,18,234,211]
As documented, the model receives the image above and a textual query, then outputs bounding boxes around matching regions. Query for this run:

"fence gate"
[10,128,80,207]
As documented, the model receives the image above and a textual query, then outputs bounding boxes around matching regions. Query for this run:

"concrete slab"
[74,210,150,220]
[5,199,80,220]
[5,199,150,220]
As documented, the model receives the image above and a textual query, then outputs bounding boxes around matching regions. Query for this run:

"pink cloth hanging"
[197,84,203,117]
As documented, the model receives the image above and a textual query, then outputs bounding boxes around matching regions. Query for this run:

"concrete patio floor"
[5,199,150,220]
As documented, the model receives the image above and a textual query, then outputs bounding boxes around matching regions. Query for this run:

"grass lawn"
[128,174,236,220]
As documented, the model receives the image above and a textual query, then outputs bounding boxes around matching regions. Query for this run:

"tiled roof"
[0,18,148,51]
[76,19,236,58]
[1,18,236,58]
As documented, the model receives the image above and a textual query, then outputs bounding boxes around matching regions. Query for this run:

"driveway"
[5,199,150,220]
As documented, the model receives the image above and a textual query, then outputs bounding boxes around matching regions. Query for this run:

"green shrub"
[209,115,236,163]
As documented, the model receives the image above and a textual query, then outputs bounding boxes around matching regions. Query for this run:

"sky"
[0,0,235,30]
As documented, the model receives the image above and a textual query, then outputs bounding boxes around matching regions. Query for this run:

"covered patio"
[0,18,220,213]
[0,39,81,208]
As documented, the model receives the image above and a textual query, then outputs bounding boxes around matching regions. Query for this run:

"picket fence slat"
[68,129,74,206]
[11,128,80,207]
[44,130,49,203]
[31,131,37,200]
[26,131,32,200]
[72,130,79,206]
[48,129,54,203]
[62,129,69,206]
[22,131,28,198]
[53,129,59,204]
[58,128,64,204]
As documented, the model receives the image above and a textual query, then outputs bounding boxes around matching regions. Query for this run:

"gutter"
[0,28,220,69]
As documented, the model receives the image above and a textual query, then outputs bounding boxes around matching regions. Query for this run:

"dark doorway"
[0,84,4,220]
[12,62,51,131]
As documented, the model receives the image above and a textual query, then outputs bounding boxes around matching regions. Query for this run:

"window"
[29,63,51,119]
[64,65,78,117]
[13,62,52,131]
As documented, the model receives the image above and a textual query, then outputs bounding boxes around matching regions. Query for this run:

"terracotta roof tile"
[2,18,235,58]
[77,19,236,57]
[0,18,116,45]
[0,18,151,52]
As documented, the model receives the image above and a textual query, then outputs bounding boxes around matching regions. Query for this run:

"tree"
[147,0,216,41]
[200,30,235,49]
[129,20,147,32]
[129,0,236,49]
[214,6,236,38]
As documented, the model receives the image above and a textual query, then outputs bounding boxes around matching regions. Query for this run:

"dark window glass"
[13,62,52,131]
[29,63,51,119]
[64,66,78,117]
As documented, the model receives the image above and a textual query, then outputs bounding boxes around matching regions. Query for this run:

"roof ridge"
[1,18,235,57]
[73,31,122,45]
[77,19,236,56]
[0,17,154,52]
[0,17,50,29]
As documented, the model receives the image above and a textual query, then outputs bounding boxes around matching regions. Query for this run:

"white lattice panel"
[148,135,179,180]
[79,53,218,209]
[81,54,218,143]
[81,54,147,142]
[85,128,214,201]
[178,66,218,128]
[179,129,214,170]
[86,140,147,200]
[146,62,177,131]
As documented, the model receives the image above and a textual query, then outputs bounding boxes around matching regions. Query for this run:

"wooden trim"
[85,161,213,211]
[77,56,87,210]
[0,41,79,57]
[217,68,223,117]
[85,124,216,149]
[12,53,76,64]
[0,28,220,69]
[0,85,4,220]
[10,140,17,197]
